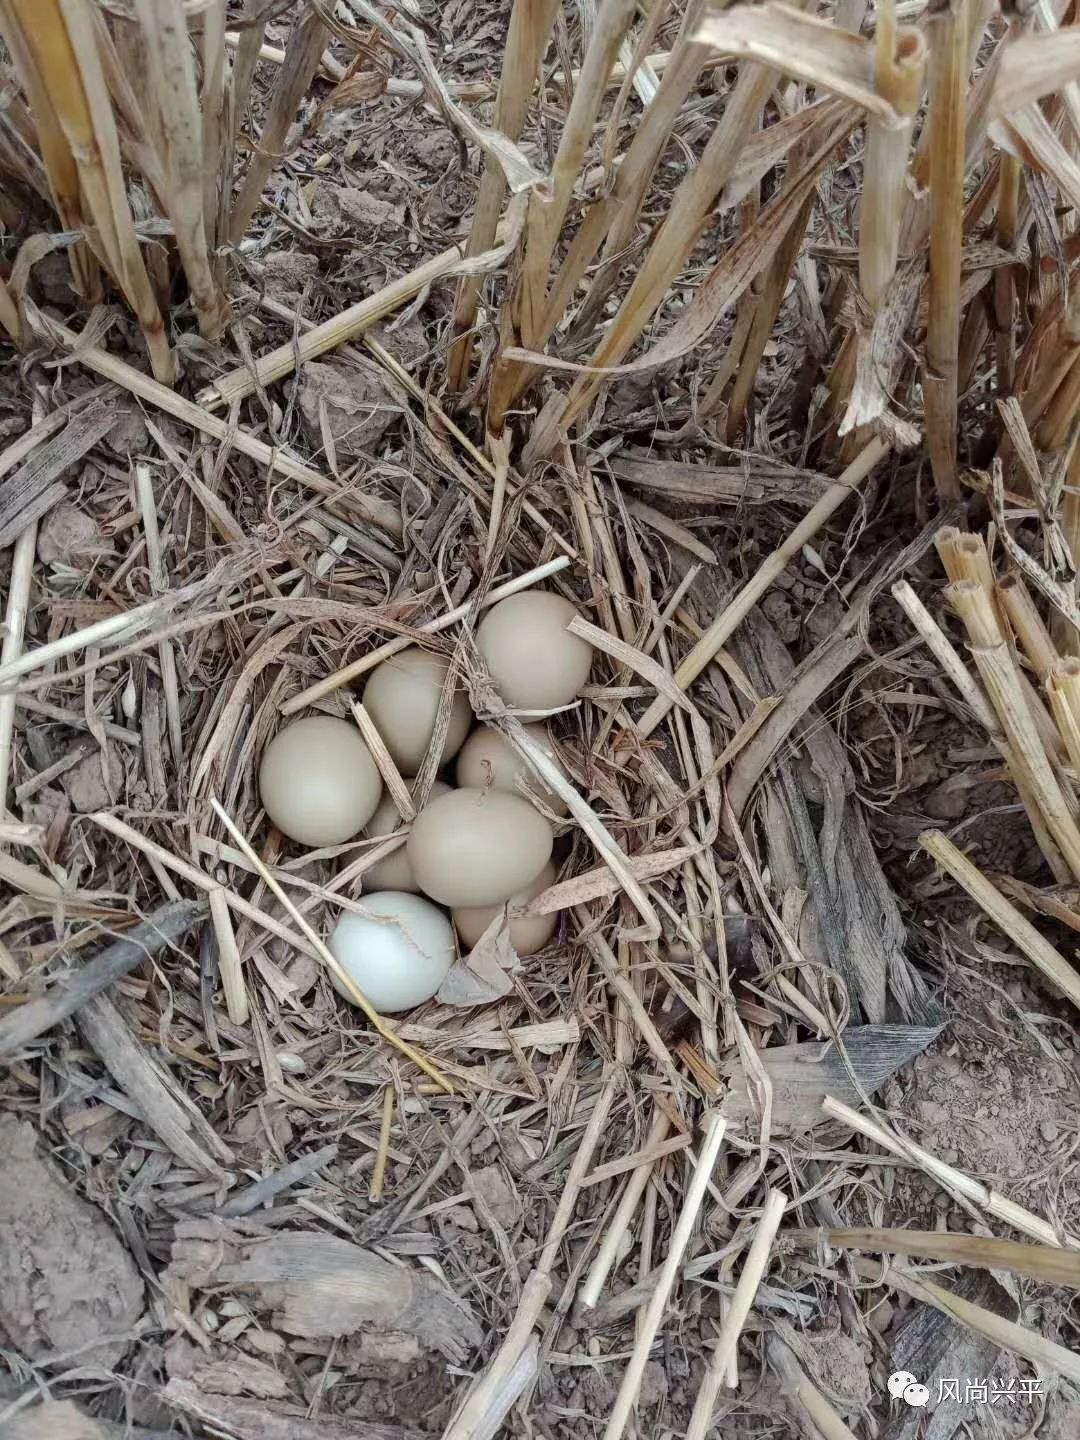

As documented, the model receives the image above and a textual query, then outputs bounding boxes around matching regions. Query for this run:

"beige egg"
[455,723,571,817]
[475,591,593,710]
[454,861,558,956]
[362,780,451,892]
[407,787,553,907]
[260,715,382,847]
[363,646,472,776]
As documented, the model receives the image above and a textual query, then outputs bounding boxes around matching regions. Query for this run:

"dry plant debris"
[1,1,1080,1439]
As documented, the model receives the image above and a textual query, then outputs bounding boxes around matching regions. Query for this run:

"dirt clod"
[36,501,107,567]
[471,1162,521,1230]
[294,360,400,460]
[63,750,122,813]
[0,1117,144,1366]
[0,1401,108,1439]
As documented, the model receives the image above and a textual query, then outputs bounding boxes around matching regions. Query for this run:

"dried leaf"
[437,915,520,1006]
[720,1025,941,1134]
[697,4,896,120]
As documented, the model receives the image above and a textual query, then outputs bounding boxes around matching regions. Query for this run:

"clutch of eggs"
[257,589,591,1012]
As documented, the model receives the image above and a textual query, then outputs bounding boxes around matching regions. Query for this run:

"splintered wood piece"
[163,1379,427,1440]
[0,398,115,547]
[76,991,233,1176]
[606,451,832,507]
[0,899,205,1057]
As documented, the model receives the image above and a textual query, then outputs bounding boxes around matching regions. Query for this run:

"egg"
[475,591,593,711]
[363,647,472,776]
[455,723,570,817]
[362,780,451,892]
[454,861,558,955]
[407,787,553,907]
[328,891,455,1012]
[260,714,382,847]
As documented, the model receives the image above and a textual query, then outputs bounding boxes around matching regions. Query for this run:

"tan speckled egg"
[407,787,553,907]
[455,723,570,817]
[363,780,451,892]
[363,647,472,776]
[453,861,557,955]
[475,591,593,711]
[259,715,382,847]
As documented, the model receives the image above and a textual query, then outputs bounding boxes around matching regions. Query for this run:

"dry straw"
[687,1189,787,1436]
[0,522,35,817]
[602,1113,727,1440]
[0,0,174,380]
[924,0,969,503]
[919,828,1080,1015]
[7,0,1080,1431]
[946,579,1080,880]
